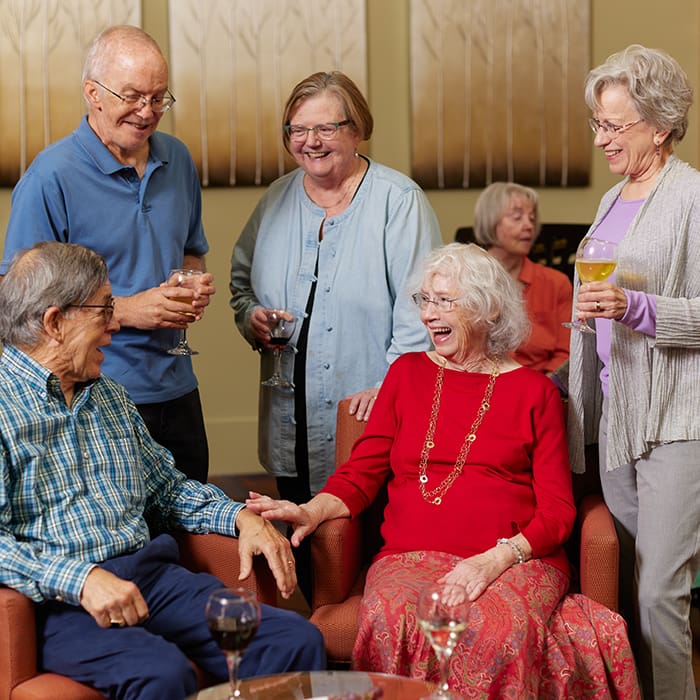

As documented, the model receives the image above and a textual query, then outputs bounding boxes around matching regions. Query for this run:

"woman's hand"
[245,491,350,547]
[250,307,295,348]
[346,387,380,422]
[438,550,511,601]
[576,281,628,321]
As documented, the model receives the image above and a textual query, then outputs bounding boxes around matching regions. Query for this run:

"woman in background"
[473,182,572,374]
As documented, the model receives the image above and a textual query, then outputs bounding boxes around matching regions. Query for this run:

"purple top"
[591,196,655,395]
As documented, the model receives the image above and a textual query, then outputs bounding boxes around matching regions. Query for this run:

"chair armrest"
[578,494,619,612]
[174,532,278,606]
[310,515,364,610]
[0,586,37,700]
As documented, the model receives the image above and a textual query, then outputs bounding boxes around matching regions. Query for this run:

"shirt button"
[326,326,333,332]
[83,452,89,459]
[55,595,64,602]
[323,363,330,369]
[326,434,333,441]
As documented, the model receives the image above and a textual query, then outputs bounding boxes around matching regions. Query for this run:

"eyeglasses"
[93,80,176,113]
[67,301,115,324]
[284,120,352,142]
[588,117,644,136]
[411,293,462,312]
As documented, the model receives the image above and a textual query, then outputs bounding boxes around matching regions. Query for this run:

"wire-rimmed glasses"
[66,301,115,324]
[284,120,352,141]
[92,80,176,113]
[411,293,463,313]
[588,117,644,137]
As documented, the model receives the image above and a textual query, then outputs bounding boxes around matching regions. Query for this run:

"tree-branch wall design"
[169,0,367,187]
[0,0,139,185]
[410,0,591,189]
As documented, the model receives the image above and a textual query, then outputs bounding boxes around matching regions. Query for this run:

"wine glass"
[261,310,297,390]
[417,582,471,700]
[166,268,202,355]
[205,587,261,699]
[563,236,618,335]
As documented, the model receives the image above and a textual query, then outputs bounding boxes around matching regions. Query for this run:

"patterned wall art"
[169,0,367,187]
[0,0,139,185]
[410,0,591,189]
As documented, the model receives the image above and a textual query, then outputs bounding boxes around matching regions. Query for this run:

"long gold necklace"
[418,360,499,505]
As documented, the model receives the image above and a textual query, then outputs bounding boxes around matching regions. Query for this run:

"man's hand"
[235,507,297,599]
[114,272,215,331]
[80,567,149,628]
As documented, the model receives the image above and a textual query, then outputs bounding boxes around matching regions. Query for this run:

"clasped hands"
[115,272,216,331]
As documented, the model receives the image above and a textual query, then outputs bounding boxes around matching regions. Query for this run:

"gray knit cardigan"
[565,156,700,473]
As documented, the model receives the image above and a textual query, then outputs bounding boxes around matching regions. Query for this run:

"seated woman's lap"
[352,551,569,696]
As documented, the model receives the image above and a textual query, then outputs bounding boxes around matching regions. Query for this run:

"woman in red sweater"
[247,243,638,697]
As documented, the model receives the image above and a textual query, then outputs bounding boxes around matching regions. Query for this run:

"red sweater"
[322,352,576,575]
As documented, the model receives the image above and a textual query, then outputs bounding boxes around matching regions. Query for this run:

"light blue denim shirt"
[230,158,442,493]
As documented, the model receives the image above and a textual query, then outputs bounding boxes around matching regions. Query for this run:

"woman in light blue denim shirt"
[230,72,441,521]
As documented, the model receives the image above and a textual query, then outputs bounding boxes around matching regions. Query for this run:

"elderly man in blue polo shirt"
[0,242,325,700]
[1,25,212,483]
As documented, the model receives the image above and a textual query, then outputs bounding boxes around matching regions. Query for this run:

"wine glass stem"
[436,649,451,696]
[272,348,282,378]
[226,651,242,698]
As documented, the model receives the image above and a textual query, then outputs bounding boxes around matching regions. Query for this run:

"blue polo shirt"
[1,116,208,404]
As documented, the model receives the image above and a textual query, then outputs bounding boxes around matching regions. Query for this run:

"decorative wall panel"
[169,0,367,186]
[410,0,590,189]
[0,0,139,185]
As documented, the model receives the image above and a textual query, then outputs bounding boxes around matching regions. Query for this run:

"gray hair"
[0,242,108,348]
[82,25,164,84]
[584,44,693,145]
[473,182,540,247]
[415,243,529,357]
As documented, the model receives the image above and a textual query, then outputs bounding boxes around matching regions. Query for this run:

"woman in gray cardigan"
[566,45,700,700]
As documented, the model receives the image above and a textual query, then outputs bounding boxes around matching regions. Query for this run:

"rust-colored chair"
[0,532,277,700]
[310,398,619,665]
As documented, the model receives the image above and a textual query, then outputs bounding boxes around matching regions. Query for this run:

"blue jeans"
[37,535,326,700]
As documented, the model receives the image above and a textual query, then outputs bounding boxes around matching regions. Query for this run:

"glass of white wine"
[165,268,202,355]
[563,236,618,335]
[417,582,470,700]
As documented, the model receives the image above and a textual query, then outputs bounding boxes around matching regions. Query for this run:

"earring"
[654,141,660,156]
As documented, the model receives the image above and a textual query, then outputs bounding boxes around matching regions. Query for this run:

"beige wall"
[0,0,698,474]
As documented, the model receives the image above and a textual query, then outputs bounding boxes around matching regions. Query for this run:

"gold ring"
[110,619,125,627]
[595,301,601,312]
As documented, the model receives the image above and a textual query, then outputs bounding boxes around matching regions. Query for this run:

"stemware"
[563,236,618,335]
[205,587,261,699]
[417,582,470,700]
[166,268,202,355]
[261,310,297,390]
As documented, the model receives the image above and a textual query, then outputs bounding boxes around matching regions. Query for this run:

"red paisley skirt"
[352,551,640,699]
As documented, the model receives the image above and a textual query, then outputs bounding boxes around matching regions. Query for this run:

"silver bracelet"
[497,537,525,565]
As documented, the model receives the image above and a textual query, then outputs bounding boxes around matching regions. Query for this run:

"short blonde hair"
[415,243,529,357]
[584,44,693,145]
[473,182,539,247]
[281,71,373,153]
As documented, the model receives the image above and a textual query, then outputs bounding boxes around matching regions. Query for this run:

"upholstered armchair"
[0,532,277,700]
[310,398,619,665]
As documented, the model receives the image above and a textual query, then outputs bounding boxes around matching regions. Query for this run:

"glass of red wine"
[205,587,261,698]
[261,309,297,391]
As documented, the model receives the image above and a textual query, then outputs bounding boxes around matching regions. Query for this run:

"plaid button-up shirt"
[0,345,243,605]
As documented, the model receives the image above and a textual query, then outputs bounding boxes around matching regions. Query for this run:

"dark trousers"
[137,388,209,483]
[37,535,326,700]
